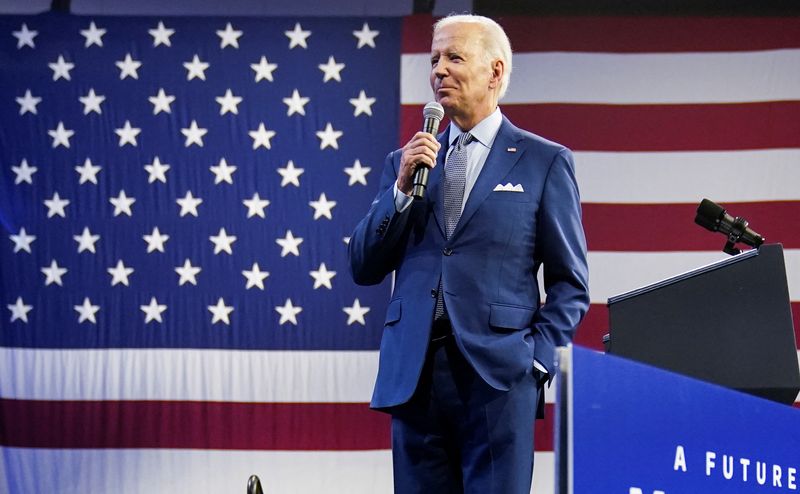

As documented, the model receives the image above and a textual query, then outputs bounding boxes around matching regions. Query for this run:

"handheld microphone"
[412,102,445,199]
[694,198,765,255]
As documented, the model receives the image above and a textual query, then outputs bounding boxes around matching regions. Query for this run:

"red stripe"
[583,202,800,251]
[402,15,434,54]
[401,102,800,152]
[577,303,800,353]
[535,405,554,451]
[0,399,556,452]
[794,304,800,345]
[0,401,388,450]
[402,15,800,53]
[575,305,609,352]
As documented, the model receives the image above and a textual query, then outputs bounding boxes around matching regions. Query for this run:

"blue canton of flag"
[1,13,400,351]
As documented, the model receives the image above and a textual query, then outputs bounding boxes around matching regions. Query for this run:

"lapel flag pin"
[507,147,517,152]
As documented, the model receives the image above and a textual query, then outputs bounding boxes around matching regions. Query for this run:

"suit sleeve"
[531,148,590,374]
[348,150,414,286]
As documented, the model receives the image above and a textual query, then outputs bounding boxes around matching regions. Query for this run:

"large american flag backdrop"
[1,12,798,493]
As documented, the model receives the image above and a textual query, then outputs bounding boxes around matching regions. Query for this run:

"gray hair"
[434,14,513,99]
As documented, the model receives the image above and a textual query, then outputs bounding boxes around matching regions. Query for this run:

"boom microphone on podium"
[411,101,445,199]
[694,198,765,255]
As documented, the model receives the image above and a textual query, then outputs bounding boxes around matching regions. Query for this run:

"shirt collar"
[447,107,503,148]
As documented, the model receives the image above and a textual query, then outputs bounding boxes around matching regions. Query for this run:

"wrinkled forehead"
[431,23,484,53]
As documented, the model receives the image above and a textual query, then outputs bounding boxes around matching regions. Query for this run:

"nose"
[433,59,447,79]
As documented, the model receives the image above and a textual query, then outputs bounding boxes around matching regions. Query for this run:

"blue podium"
[555,346,800,494]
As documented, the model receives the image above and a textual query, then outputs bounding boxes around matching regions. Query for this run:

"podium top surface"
[607,244,772,305]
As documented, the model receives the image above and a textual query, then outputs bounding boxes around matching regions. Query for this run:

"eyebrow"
[431,50,462,61]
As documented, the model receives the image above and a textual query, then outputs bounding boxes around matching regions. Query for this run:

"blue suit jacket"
[349,116,590,410]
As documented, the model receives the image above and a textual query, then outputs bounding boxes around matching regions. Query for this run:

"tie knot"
[456,132,473,150]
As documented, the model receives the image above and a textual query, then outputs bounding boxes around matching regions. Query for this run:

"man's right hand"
[397,132,441,196]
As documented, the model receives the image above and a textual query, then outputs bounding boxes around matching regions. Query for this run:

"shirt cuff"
[393,181,414,213]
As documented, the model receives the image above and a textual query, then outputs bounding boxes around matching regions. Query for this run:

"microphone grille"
[423,101,444,121]
[694,198,724,232]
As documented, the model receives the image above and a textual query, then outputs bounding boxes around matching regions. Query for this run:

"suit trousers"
[390,328,539,494]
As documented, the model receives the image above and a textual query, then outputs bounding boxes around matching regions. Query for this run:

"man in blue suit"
[349,14,589,494]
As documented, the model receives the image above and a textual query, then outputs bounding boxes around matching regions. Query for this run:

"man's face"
[430,23,495,121]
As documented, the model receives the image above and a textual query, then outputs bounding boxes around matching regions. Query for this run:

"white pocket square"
[493,183,524,192]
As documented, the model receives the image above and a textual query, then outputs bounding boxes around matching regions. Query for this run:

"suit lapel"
[429,131,450,238]
[451,118,524,240]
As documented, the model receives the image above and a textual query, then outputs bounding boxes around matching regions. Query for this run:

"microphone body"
[412,102,445,199]
[694,198,765,254]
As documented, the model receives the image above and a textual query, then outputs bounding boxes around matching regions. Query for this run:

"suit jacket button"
[430,289,437,298]
[442,248,453,256]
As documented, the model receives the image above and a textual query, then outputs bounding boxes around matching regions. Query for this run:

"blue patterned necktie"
[443,131,474,239]
[434,131,474,321]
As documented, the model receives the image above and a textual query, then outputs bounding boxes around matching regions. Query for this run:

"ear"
[488,58,504,90]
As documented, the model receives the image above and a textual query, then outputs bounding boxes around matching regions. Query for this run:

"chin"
[436,95,455,109]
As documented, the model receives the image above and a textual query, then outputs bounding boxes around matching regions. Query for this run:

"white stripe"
[0,348,622,406]
[533,452,556,493]
[0,448,393,494]
[0,347,583,405]
[575,149,800,204]
[402,50,800,104]
[0,447,554,494]
[0,348,377,402]
[588,249,800,303]
[544,376,557,404]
